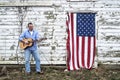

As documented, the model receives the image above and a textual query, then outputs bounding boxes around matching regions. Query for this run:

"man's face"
[28,24,33,31]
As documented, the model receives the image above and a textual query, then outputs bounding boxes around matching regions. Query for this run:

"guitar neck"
[35,38,47,42]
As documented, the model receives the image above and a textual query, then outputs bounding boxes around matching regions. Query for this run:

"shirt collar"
[28,29,34,32]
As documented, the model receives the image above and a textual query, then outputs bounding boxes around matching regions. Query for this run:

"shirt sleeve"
[19,31,26,41]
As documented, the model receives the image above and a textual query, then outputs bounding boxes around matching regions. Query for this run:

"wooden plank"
[98,29,120,33]
[0,15,17,18]
[99,26,120,29]
[51,61,66,64]
[98,57,120,62]
[0,2,53,7]
[98,43,120,47]
[0,26,19,29]
[0,61,66,64]
[67,0,96,2]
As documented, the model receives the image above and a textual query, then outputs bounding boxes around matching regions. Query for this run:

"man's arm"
[19,31,26,41]
[19,31,30,44]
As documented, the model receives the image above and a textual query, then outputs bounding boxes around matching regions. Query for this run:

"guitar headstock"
[38,37,47,42]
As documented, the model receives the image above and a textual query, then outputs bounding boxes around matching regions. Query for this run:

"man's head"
[28,22,33,31]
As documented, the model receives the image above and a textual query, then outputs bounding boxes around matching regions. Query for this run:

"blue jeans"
[24,49,41,73]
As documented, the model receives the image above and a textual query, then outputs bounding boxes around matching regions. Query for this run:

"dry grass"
[0,65,120,80]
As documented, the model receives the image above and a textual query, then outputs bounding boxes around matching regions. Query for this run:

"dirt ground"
[0,64,120,80]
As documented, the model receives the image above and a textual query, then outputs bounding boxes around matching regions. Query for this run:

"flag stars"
[77,13,95,36]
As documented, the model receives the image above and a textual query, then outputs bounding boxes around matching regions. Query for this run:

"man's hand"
[24,40,29,44]
[22,40,28,44]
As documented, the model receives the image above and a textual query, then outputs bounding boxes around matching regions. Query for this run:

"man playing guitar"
[19,22,45,75]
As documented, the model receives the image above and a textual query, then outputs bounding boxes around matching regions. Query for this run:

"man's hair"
[28,22,33,27]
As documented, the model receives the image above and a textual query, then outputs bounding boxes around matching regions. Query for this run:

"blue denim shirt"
[19,29,40,50]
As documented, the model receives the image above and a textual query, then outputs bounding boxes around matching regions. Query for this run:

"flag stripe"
[89,37,93,68]
[74,14,78,70]
[90,37,96,68]
[71,13,76,70]
[69,13,73,70]
[77,36,80,68]
[67,13,70,70]
[89,37,95,68]
[79,37,83,68]
[82,37,85,68]
[87,37,91,68]
[85,37,88,68]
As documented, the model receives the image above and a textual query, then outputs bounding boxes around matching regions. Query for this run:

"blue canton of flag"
[77,13,95,37]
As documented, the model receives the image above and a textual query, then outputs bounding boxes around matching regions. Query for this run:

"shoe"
[36,71,44,75]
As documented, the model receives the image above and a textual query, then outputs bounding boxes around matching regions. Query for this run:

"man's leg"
[24,49,31,73]
[31,50,41,72]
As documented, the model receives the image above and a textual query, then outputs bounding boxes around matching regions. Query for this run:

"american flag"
[66,12,96,70]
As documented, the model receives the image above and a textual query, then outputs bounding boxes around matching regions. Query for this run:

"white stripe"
[69,13,73,70]
[89,37,94,68]
[73,13,79,70]
[84,37,88,68]
[79,36,83,68]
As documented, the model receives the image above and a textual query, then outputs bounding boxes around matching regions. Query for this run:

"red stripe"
[71,13,75,70]
[94,37,96,58]
[87,37,91,68]
[82,37,85,68]
[67,29,70,71]
[76,36,80,68]
[66,13,70,71]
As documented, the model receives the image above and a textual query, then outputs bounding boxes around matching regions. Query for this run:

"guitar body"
[19,38,47,49]
[19,38,33,49]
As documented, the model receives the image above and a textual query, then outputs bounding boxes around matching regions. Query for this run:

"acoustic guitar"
[19,38,47,49]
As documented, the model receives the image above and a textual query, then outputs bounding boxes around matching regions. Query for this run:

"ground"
[0,64,120,80]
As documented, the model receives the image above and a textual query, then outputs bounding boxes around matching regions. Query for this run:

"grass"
[0,65,120,80]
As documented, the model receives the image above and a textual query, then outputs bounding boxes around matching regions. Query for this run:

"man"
[19,22,43,74]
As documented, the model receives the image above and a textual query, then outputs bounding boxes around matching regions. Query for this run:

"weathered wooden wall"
[0,0,120,65]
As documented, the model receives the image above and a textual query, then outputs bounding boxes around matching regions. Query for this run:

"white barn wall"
[0,0,119,65]
[0,6,67,64]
